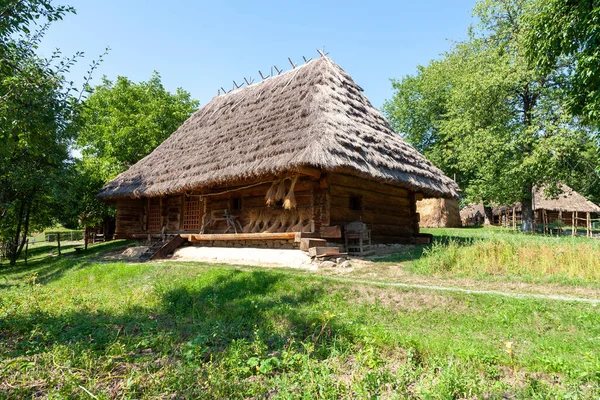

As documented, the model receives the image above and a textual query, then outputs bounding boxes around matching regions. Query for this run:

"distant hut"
[461,184,600,235]
[99,57,459,248]
[460,204,485,226]
[417,198,462,228]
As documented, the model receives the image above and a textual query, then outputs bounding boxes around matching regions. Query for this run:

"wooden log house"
[99,57,460,247]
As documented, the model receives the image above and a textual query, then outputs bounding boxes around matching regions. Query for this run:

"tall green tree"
[524,0,600,125]
[70,73,198,237]
[76,73,199,182]
[384,0,599,231]
[0,1,91,264]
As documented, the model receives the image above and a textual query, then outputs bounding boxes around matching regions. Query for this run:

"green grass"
[1,241,600,398]
[376,227,600,288]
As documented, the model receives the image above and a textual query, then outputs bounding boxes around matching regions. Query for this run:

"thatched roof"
[460,184,600,219]
[533,184,600,213]
[99,57,460,200]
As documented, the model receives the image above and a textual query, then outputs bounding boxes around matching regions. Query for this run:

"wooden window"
[147,199,162,232]
[349,194,362,211]
[231,197,242,211]
[183,197,202,231]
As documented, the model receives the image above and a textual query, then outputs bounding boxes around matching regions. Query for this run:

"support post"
[512,207,516,230]
[543,209,548,234]
[573,211,577,237]
[587,212,591,237]
[57,232,61,256]
[558,210,563,234]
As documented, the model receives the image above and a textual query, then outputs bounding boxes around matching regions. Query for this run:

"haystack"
[418,198,462,228]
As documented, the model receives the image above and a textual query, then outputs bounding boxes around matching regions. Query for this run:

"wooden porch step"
[299,238,327,251]
[139,235,186,261]
[308,247,340,257]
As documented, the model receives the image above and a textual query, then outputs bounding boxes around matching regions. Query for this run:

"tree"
[524,0,600,125]
[76,73,199,182]
[384,0,599,231]
[0,1,100,265]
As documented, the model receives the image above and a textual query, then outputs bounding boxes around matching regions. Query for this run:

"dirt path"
[315,274,600,304]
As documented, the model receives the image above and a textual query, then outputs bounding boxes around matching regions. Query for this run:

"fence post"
[57,233,61,256]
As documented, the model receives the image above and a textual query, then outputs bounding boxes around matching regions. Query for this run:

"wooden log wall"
[114,199,145,238]
[165,196,183,231]
[199,176,316,234]
[327,174,419,243]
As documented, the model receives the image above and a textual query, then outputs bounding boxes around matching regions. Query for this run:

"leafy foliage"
[76,73,199,182]
[524,0,600,125]
[0,1,89,264]
[383,0,600,230]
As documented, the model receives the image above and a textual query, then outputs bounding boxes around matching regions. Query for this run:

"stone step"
[299,238,327,251]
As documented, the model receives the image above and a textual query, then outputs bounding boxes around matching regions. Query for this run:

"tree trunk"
[8,200,25,266]
[521,196,534,232]
[483,206,494,226]
[84,225,89,251]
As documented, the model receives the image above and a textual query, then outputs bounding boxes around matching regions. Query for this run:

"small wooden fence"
[499,208,599,237]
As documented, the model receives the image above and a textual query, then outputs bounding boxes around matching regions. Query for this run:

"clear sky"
[37,0,476,109]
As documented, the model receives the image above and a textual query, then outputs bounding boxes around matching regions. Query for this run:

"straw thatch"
[99,57,459,200]
[417,198,462,228]
[532,184,600,213]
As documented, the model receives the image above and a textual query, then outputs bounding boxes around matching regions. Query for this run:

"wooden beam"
[293,166,322,180]
[320,225,342,238]
[186,232,298,242]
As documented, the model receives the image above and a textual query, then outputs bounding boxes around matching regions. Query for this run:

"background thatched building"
[417,198,462,228]
[461,184,600,233]
[99,57,459,247]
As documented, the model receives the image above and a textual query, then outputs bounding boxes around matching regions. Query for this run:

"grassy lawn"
[371,227,600,289]
[1,239,600,398]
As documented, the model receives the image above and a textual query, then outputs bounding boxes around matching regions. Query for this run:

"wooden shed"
[99,57,459,248]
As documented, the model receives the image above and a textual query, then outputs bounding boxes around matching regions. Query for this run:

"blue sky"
[37,0,475,109]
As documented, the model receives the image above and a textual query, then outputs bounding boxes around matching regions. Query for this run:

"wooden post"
[558,210,563,234]
[572,211,577,237]
[57,232,61,256]
[587,212,591,237]
[512,207,516,230]
[543,209,548,234]
[25,239,29,265]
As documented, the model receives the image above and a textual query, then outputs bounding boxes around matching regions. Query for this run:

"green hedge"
[44,230,84,242]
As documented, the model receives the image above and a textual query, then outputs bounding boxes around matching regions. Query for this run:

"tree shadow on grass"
[1,269,353,365]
